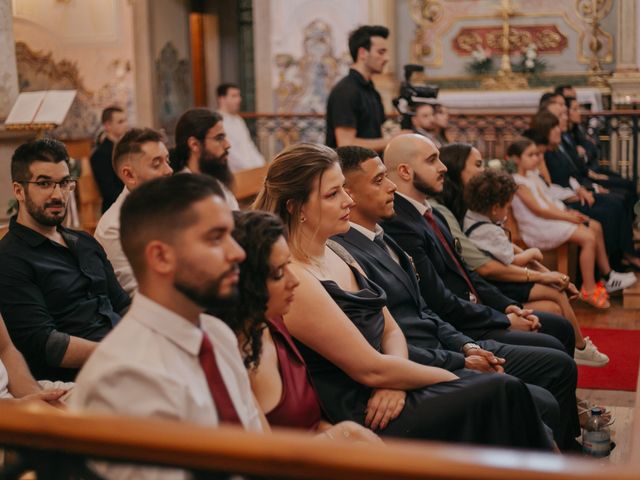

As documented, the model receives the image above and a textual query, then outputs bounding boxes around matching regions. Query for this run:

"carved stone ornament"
[274,20,350,114]
[15,41,133,140]
[155,42,191,136]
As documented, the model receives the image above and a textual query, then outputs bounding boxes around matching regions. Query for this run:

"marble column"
[0,0,19,119]
[609,0,640,105]
[0,0,21,224]
[368,0,398,114]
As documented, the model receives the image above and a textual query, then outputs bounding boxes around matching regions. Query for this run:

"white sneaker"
[604,271,637,293]
[574,337,609,367]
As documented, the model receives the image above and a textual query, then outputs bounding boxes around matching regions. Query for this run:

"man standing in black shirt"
[0,139,130,381]
[326,25,396,152]
[91,106,128,212]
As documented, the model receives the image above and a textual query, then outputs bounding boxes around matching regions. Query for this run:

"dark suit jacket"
[90,138,124,213]
[544,143,593,191]
[334,228,472,371]
[381,194,512,334]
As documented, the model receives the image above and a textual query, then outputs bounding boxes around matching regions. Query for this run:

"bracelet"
[525,267,530,282]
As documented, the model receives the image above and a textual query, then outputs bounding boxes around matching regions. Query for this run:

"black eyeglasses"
[20,178,77,193]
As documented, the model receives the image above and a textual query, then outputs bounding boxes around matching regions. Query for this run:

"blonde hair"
[253,143,339,260]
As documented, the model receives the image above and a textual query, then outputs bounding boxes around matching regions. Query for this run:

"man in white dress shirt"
[169,108,239,210]
[94,128,173,296]
[216,83,265,172]
[69,174,262,478]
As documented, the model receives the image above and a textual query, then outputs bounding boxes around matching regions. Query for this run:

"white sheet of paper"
[4,91,47,124]
[34,90,77,124]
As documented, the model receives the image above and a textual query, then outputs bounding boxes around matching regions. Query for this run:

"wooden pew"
[233,164,269,208]
[0,402,638,480]
[76,156,103,235]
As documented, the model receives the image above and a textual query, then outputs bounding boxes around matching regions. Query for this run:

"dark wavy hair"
[169,108,222,172]
[437,142,474,224]
[228,210,288,370]
[464,169,518,215]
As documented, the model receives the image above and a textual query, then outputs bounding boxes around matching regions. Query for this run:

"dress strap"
[326,239,358,266]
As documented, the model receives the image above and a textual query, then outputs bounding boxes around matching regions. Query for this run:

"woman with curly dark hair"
[226,209,381,442]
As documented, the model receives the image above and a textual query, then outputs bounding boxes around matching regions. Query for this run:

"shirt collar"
[8,215,73,248]
[128,293,213,357]
[465,209,494,225]
[349,68,373,87]
[397,192,431,215]
[349,222,385,241]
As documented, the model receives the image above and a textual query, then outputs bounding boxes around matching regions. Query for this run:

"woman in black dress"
[252,142,554,450]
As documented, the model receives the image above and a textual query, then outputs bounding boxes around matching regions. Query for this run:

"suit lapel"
[394,194,465,282]
[342,228,421,305]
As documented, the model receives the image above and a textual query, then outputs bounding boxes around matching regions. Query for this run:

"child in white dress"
[464,167,610,367]
[508,137,635,308]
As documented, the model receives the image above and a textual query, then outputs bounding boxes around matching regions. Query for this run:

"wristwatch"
[462,342,482,354]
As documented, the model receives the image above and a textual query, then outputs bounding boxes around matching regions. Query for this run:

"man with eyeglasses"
[169,108,239,209]
[0,139,130,381]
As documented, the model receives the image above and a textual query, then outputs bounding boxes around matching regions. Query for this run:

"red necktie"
[199,332,242,424]
[422,209,481,304]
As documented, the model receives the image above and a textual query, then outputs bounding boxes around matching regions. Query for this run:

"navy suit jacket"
[381,194,512,335]
[545,142,593,191]
[334,227,472,371]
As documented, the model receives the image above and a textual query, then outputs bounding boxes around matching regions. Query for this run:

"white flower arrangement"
[466,46,494,75]
[513,43,547,74]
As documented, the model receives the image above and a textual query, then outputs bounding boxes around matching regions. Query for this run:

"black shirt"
[90,138,124,212]
[325,69,386,148]
[0,217,130,380]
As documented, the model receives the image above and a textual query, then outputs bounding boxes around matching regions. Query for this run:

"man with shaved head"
[380,134,580,451]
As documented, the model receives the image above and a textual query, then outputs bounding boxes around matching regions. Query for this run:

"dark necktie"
[199,332,242,424]
[373,233,388,252]
[422,209,481,304]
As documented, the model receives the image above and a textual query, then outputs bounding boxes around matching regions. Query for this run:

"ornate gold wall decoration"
[410,0,444,26]
[575,0,613,65]
[453,25,567,55]
[410,0,445,66]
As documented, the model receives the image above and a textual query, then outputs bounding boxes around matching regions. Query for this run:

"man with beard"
[326,25,391,151]
[170,107,239,209]
[332,145,580,450]
[95,127,174,296]
[0,139,130,381]
[69,174,261,479]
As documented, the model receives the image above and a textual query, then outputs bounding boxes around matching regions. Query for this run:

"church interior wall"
[11,0,136,140]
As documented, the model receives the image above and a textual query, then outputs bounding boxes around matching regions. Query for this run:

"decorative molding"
[273,20,350,114]
[15,41,133,139]
[453,25,568,55]
[574,0,614,65]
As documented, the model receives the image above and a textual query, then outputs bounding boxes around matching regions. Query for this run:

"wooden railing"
[243,110,640,188]
[1,400,639,480]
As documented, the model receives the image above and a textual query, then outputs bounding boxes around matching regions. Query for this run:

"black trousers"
[463,310,575,357]
[380,373,554,450]
[477,339,579,451]
[566,192,633,269]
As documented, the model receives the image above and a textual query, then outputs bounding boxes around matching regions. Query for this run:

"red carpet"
[577,328,640,391]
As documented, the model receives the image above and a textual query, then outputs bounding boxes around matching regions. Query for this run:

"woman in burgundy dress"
[225,209,380,442]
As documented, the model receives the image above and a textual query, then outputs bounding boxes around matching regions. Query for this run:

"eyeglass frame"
[18,177,78,193]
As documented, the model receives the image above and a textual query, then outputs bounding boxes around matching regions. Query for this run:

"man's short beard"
[413,173,441,197]
[199,151,233,188]
[173,267,241,328]
[25,196,66,227]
